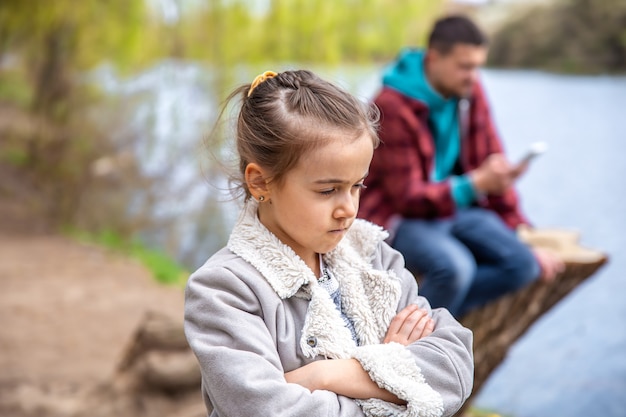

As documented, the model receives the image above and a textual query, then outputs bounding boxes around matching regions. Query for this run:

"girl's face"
[257,131,374,273]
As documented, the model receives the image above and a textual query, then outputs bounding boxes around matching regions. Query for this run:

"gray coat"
[184,201,473,417]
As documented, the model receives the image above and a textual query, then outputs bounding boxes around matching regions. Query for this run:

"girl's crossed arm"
[285,304,435,403]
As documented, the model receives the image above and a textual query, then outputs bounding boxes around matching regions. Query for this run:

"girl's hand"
[383,304,434,345]
[285,359,405,404]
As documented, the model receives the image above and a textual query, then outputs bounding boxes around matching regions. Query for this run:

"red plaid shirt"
[359,83,528,231]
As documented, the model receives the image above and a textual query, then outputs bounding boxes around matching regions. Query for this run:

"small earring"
[258,195,265,202]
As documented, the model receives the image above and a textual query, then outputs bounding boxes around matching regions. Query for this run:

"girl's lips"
[330,221,351,233]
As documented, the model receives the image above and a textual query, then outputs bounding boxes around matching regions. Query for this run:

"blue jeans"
[392,208,540,317]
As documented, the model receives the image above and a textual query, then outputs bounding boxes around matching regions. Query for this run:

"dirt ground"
[0,192,205,416]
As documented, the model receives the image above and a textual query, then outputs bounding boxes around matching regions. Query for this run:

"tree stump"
[456,227,608,415]
[115,310,201,394]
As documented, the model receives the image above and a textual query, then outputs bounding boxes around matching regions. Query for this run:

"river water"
[469,71,626,417]
[98,63,626,417]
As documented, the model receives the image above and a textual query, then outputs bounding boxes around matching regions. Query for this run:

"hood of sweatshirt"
[381,48,477,206]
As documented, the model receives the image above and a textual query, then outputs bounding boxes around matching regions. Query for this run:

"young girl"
[184,70,473,417]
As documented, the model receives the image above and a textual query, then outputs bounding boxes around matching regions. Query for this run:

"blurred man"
[359,15,563,317]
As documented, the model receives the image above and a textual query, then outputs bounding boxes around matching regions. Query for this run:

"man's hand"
[383,304,434,345]
[470,153,525,195]
[533,247,565,282]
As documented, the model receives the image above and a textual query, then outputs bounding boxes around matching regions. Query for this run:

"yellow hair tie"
[247,71,278,97]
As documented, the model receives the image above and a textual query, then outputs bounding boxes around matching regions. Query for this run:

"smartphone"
[519,141,548,164]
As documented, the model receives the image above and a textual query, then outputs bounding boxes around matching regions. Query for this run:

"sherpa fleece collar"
[227,199,402,347]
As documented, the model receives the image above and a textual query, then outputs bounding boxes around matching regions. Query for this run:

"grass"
[466,407,511,417]
[0,147,28,166]
[68,228,189,287]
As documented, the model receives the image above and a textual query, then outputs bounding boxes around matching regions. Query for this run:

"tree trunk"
[456,227,608,415]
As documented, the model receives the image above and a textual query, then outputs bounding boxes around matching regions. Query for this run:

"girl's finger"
[384,304,420,343]
[407,314,431,343]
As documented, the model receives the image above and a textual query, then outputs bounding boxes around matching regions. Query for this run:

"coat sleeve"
[184,264,367,417]
[369,89,457,219]
[350,242,474,417]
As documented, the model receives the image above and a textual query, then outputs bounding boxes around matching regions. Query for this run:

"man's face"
[427,43,487,98]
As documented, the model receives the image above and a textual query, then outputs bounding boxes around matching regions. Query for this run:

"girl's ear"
[245,163,269,199]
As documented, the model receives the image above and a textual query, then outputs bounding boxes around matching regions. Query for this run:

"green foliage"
[69,228,189,286]
[178,0,444,65]
[0,0,168,226]
[0,69,32,108]
[488,0,626,74]
[0,0,162,73]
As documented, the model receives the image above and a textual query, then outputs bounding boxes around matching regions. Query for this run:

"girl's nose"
[335,192,357,218]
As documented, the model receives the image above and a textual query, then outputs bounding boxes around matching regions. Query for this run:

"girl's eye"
[319,183,366,196]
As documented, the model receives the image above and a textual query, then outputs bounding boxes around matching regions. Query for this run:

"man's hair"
[427,15,487,55]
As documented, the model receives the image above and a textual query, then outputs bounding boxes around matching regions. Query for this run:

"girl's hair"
[227,70,380,199]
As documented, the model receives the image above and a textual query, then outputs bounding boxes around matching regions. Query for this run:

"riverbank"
[0,234,204,417]
[0,175,195,416]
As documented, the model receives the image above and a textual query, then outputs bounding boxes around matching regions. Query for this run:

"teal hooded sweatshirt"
[382,48,476,207]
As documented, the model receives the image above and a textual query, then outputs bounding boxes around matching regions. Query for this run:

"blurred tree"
[0,0,162,223]
[178,0,444,65]
[166,0,444,152]
[0,0,159,119]
[488,0,626,74]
